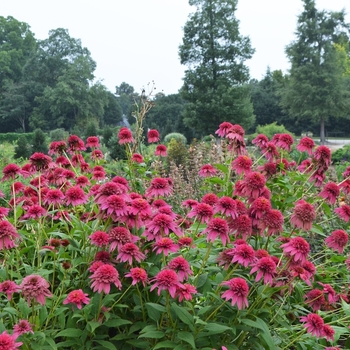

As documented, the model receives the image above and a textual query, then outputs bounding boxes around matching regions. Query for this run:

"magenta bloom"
[68,135,86,152]
[0,280,20,300]
[188,202,214,223]
[176,284,197,302]
[0,331,22,349]
[258,209,284,236]
[290,200,316,231]
[108,226,137,252]
[131,153,144,163]
[300,313,325,337]
[100,194,128,217]
[150,269,184,297]
[147,129,160,143]
[313,145,331,167]
[89,231,109,247]
[281,236,310,264]
[221,277,249,309]
[29,152,53,171]
[125,267,148,287]
[202,217,230,245]
[215,122,234,137]
[20,274,52,305]
[231,155,252,175]
[239,172,267,200]
[146,213,182,237]
[44,189,65,206]
[65,186,88,206]
[250,256,276,285]
[167,256,192,281]
[154,144,167,156]
[199,164,217,177]
[22,204,47,220]
[318,182,339,205]
[152,237,179,255]
[0,220,20,250]
[90,264,122,294]
[13,319,34,338]
[215,196,238,218]
[304,289,326,311]
[1,163,22,181]
[146,178,172,197]
[116,243,146,265]
[63,289,90,309]
[275,133,294,152]
[322,324,335,341]
[118,127,134,144]
[325,229,348,253]
[335,204,350,222]
[231,244,256,267]
[252,134,269,149]
[297,137,315,155]
[248,197,271,225]
[129,198,152,217]
[229,215,252,240]
[86,136,100,148]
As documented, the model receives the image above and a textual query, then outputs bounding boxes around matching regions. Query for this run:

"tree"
[179,0,255,136]
[281,0,350,144]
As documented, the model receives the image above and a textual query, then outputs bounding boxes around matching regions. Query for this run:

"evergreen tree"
[179,0,255,136]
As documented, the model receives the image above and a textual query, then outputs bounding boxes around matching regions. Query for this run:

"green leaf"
[87,321,101,333]
[196,273,208,288]
[241,317,275,349]
[138,330,165,339]
[154,341,178,349]
[177,331,196,349]
[171,303,195,331]
[94,340,118,350]
[146,302,166,312]
[55,328,83,338]
[204,322,233,335]
[214,163,229,174]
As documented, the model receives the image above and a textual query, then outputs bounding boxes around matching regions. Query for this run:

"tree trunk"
[320,117,325,145]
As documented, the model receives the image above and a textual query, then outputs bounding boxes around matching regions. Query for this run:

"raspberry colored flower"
[231,244,256,267]
[226,124,245,141]
[43,189,65,206]
[229,215,252,240]
[86,136,100,148]
[231,156,252,175]
[322,324,335,341]
[150,269,184,297]
[108,227,137,252]
[167,256,192,281]
[182,199,199,209]
[239,172,267,200]
[112,176,130,191]
[201,193,219,207]
[146,178,172,197]
[146,213,182,236]
[199,164,217,177]
[248,197,271,225]
[100,194,128,217]
[275,133,294,152]
[215,196,238,218]
[319,182,340,205]
[13,319,34,338]
[188,202,214,223]
[125,267,148,287]
[215,122,234,137]
[252,134,269,149]
[325,229,348,253]
[118,127,134,144]
[297,137,315,155]
[221,277,249,309]
[22,204,47,220]
[0,220,20,250]
[90,264,122,294]
[202,217,230,245]
[117,243,146,265]
[290,200,316,231]
[281,236,310,264]
[300,313,324,337]
[259,209,284,236]
[91,149,104,160]
[65,186,88,206]
[154,144,167,156]
[250,256,276,285]
[217,248,236,270]
[152,237,179,255]
[48,140,67,155]
[318,282,338,304]
[262,142,279,161]
[29,152,53,171]
[20,274,52,305]
[68,135,86,152]
[304,289,326,311]
[1,163,22,181]
[63,289,90,309]
[0,331,22,349]
[313,145,331,167]
[176,284,197,302]
[89,231,109,247]
[335,204,350,222]
[131,153,144,163]
[178,237,194,248]
[129,198,152,217]
[147,129,160,143]
[0,280,20,300]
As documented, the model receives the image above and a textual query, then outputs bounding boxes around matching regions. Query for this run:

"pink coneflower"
[2,163,22,181]
[0,220,20,250]
[125,267,148,287]
[117,243,146,265]
[108,226,136,251]
[188,202,213,223]
[325,229,348,253]
[178,236,194,248]
[147,129,160,143]
[176,284,197,302]
[0,331,22,349]
[131,153,144,163]
[198,164,217,177]
[318,282,338,304]
[129,198,152,217]
[252,134,269,149]
[89,261,105,273]
[89,231,109,247]
[152,237,179,255]
[215,122,234,137]
[226,124,245,140]
[63,289,90,309]
[182,199,199,209]
[90,264,122,294]
[231,243,256,267]
[217,248,236,270]
[111,176,130,190]
[290,200,316,231]
[100,194,128,217]
[75,176,90,188]
[304,289,326,311]
[68,135,86,152]
[297,137,315,155]
[146,213,182,236]
[258,209,284,236]
[202,217,230,245]
[280,236,310,264]
[13,319,34,338]
[339,178,350,195]
[259,162,277,179]
[65,186,88,206]
[313,145,331,167]
[215,197,238,218]
[275,133,294,152]
[167,256,192,281]
[22,204,47,220]
[157,206,177,220]
[322,324,335,341]
[146,178,172,197]
[335,204,350,222]
[300,313,325,337]
[0,207,10,219]
[221,277,249,309]
[118,127,134,144]
[150,269,184,297]
[91,150,104,161]
[248,197,271,226]
[231,155,252,175]
[48,140,67,155]
[153,144,167,157]
[319,182,340,205]
[250,256,276,285]
[86,136,100,148]
[262,142,279,162]
[20,274,52,305]
[201,193,219,207]
[0,280,20,300]
[43,189,65,206]
[298,159,312,173]
[94,251,112,263]
[229,215,252,240]
[29,152,53,171]
[240,172,266,200]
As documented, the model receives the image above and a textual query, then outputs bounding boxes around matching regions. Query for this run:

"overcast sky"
[2,0,350,95]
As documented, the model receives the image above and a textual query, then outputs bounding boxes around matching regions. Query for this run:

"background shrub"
[32,128,48,154]
[14,135,32,159]
[164,132,187,145]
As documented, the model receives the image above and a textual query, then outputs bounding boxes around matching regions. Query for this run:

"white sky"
[1,0,350,95]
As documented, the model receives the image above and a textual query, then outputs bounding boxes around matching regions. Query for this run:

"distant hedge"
[0,133,34,144]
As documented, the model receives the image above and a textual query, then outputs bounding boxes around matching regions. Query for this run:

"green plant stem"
[194,242,213,284]
[110,284,133,310]
[281,329,305,349]
[136,284,146,322]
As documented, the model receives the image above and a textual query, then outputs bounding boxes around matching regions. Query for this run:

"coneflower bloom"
[290,200,316,231]
[48,140,67,155]
[13,319,34,338]
[318,282,338,304]
[118,127,134,144]
[275,133,294,152]
[116,243,146,265]
[217,248,236,270]
[297,137,315,155]
[202,217,230,245]
[300,313,325,337]
[176,284,197,302]
[63,289,90,309]
[91,150,104,161]
[65,186,88,206]
[240,172,267,200]
[280,236,310,264]
[325,229,348,253]
[252,134,269,149]
[258,209,284,236]
[90,264,122,294]
[20,275,52,305]
[94,251,112,263]
[0,207,10,219]
[250,256,276,285]
[131,153,144,163]
[147,129,160,143]
[154,144,167,156]
[319,182,340,205]
[152,237,179,255]
[22,204,47,220]
[187,202,213,223]
[0,280,20,300]
[146,213,182,236]
[29,152,53,171]
[146,178,172,197]
[89,231,109,247]
[322,324,335,341]
[226,124,245,141]
[129,198,152,217]
[231,155,252,175]
[43,189,65,206]
[86,136,100,148]
[199,164,217,177]
[68,135,86,152]
[108,227,137,251]
[178,236,194,248]
[258,162,277,179]
[150,269,184,297]
[229,215,252,240]
[215,122,234,137]
[125,267,148,287]
[167,256,192,281]
[100,195,128,217]
[1,163,22,181]
[304,289,326,311]
[0,331,22,349]
[334,204,350,222]
[231,244,256,267]
[313,145,331,167]
[221,277,249,309]
[201,193,219,207]
[215,196,238,218]
[248,197,271,226]
[0,220,20,249]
